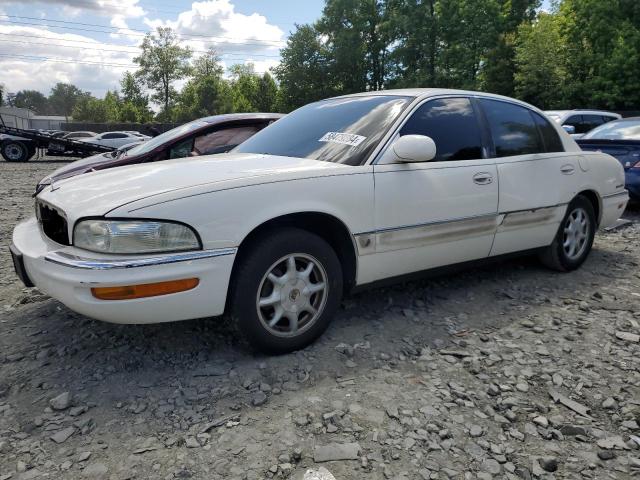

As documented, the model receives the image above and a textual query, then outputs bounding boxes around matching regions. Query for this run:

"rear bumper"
[600,191,629,228]
[12,217,236,324]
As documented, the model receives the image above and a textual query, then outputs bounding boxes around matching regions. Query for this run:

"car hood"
[39,150,143,186]
[37,153,351,220]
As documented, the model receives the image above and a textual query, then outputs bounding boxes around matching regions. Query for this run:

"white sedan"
[11,89,628,353]
[81,131,150,148]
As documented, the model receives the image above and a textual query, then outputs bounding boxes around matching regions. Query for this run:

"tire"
[1,141,31,162]
[229,228,343,354]
[539,195,596,272]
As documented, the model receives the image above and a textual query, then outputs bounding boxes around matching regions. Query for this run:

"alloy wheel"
[563,207,590,260]
[256,253,328,338]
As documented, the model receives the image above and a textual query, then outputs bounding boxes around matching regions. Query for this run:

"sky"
[0,0,325,98]
[0,0,553,100]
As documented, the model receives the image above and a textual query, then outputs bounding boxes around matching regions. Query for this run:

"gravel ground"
[1,158,639,480]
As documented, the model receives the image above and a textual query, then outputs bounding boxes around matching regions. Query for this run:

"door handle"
[473,172,493,185]
[560,164,575,175]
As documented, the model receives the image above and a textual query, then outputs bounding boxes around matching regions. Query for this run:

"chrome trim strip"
[602,190,628,200]
[44,248,237,270]
[355,212,498,236]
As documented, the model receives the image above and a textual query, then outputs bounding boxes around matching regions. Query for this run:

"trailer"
[0,120,115,162]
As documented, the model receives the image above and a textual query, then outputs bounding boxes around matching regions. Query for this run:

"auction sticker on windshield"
[319,132,366,147]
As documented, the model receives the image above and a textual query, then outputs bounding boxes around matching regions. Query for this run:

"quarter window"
[479,99,544,157]
[400,97,483,162]
[532,112,564,153]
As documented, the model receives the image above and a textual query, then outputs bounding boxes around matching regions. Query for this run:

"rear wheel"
[539,195,596,271]
[1,141,31,162]
[229,228,343,354]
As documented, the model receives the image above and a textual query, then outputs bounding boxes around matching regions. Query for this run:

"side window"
[602,116,617,124]
[193,126,260,156]
[479,99,544,157]
[564,115,582,129]
[400,97,483,161]
[532,112,564,153]
[169,137,194,159]
[581,114,605,133]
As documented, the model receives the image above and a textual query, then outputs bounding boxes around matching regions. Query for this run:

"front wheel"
[229,228,343,354]
[539,195,596,271]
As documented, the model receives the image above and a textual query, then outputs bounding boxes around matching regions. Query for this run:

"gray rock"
[480,459,501,475]
[313,442,360,462]
[50,426,75,443]
[602,397,617,409]
[49,392,72,410]
[252,391,268,406]
[469,425,483,438]
[538,457,558,472]
[82,463,108,478]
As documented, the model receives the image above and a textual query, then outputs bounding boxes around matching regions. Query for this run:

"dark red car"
[36,113,283,194]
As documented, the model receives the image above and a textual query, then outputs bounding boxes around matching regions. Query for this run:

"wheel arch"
[576,189,601,226]
[230,211,359,297]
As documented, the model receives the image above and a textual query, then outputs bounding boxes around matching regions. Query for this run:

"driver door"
[364,97,499,283]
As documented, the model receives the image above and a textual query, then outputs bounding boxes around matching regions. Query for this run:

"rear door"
[478,99,579,256]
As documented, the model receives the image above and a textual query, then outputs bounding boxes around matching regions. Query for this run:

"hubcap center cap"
[281,280,308,311]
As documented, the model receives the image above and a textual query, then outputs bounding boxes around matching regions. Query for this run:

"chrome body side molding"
[44,248,238,270]
[355,204,569,255]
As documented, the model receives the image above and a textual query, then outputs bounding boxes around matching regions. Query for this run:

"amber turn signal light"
[91,278,199,300]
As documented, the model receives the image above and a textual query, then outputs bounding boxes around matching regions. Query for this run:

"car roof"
[332,88,546,109]
[200,112,285,124]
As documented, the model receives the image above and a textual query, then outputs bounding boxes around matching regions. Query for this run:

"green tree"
[193,47,224,79]
[13,90,50,114]
[318,0,390,92]
[49,83,88,119]
[273,24,336,111]
[255,72,278,112]
[386,0,439,87]
[71,96,107,122]
[480,0,541,96]
[120,72,152,122]
[514,13,567,108]
[558,0,640,108]
[229,63,260,112]
[134,27,192,116]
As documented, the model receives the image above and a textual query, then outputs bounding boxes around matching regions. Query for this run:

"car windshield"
[234,95,412,165]
[126,120,208,156]
[582,120,640,140]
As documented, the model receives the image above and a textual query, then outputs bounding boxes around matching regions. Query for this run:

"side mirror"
[562,125,576,134]
[392,134,437,163]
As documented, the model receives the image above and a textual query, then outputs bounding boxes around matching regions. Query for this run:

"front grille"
[37,202,70,245]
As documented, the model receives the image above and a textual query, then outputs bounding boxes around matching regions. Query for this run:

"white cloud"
[4,0,145,19]
[0,25,134,98]
[0,1,284,104]
[143,0,283,74]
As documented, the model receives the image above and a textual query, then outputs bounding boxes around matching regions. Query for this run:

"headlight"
[73,220,200,254]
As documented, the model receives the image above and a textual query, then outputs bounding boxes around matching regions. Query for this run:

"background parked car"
[80,131,151,149]
[577,117,640,201]
[47,131,98,155]
[36,113,284,193]
[545,110,621,138]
